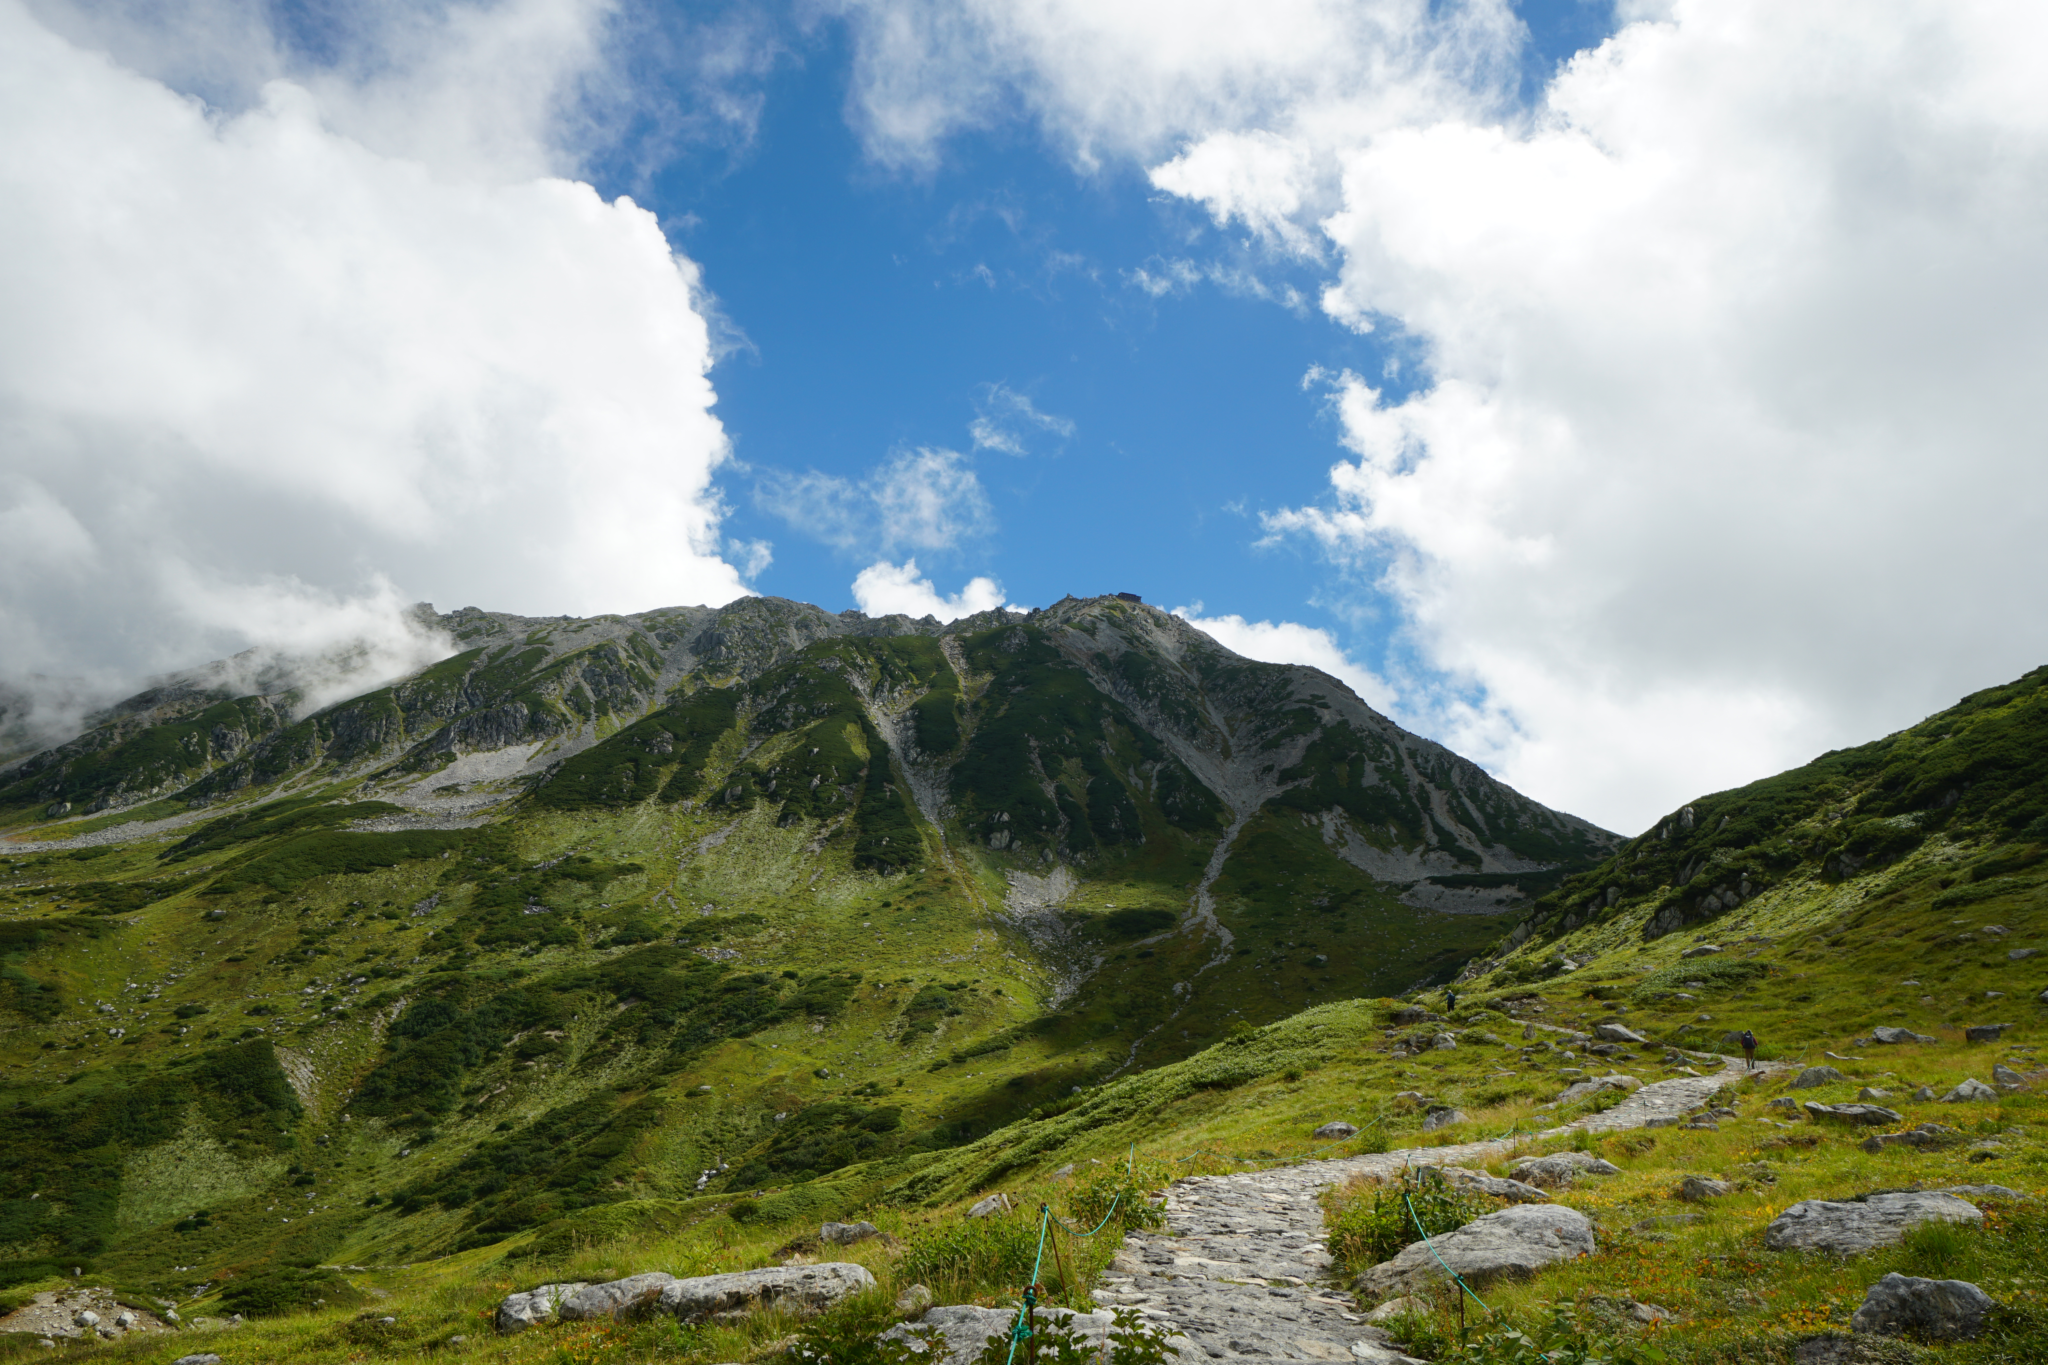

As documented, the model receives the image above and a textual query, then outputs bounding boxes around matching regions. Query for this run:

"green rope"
[1049,1144,1138,1238]
[1001,1207,1054,1365]
[1402,1191,1490,1314]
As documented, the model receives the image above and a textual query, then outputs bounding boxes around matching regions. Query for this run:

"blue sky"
[7,0,2045,832]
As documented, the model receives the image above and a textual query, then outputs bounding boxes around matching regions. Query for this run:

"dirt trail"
[1096,1057,1779,1364]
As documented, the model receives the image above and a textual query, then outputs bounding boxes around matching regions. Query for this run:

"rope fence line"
[1402,1190,1491,1328]
[1000,1144,1138,1365]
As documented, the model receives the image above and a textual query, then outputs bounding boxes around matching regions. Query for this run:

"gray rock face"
[1356,1204,1596,1298]
[820,1221,881,1245]
[496,1283,590,1333]
[1680,1176,1733,1201]
[1860,1122,1957,1153]
[1312,1121,1359,1140]
[658,1264,876,1324]
[1936,1184,2026,1201]
[1594,1023,1649,1045]
[1764,1193,1982,1255]
[1792,1066,1845,1089]
[1871,1027,1937,1045]
[559,1272,678,1323]
[1850,1273,1996,1340]
[1942,1078,1999,1103]
[1415,1165,1549,1204]
[1509,1152,1621,1188]
[1803,1102,1903,1126]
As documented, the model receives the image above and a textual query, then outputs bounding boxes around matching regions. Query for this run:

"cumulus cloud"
[0,0,753,739]
[969,382,1074,455]
[759,447,993,555]
[1173,606,1396,714]
[852,559,1009,621]
[836,0,2048,834]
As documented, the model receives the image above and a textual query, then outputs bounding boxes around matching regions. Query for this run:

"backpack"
[1739,1030,1757,1049]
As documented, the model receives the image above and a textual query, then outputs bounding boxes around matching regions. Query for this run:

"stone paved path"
[1092,1058,1775,1364]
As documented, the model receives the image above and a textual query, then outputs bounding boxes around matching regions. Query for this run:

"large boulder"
[1355,1204,1596,1298]
[559,1273,678,1323]
[658,1264,876,1324]
[1312,1121,1358,1140]
[1941,1078,1999,1103]
[1593,1023,1649,1045]
[1850,1273,1997,1340]
[1803,1103,1903,1127]
[1764,1194,1982,1256]
[496,1283,590,1333]
[1965,1024,2011,1043]
[820,1221,881,1246]
[1791,1066,1845,1089]
[1509,1152,1621,1189]
[1871,1027,1937,1045]
[1679,1176,1733,1202]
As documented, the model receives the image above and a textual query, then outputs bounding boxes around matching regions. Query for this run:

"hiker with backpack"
[1739,1029,1758,1069]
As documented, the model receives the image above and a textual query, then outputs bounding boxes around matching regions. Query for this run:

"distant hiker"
[1739,1029,1758,1070]
[1444,988,1458,1015]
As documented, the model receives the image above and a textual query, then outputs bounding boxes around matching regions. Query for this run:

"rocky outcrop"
[1850,1273,1996,1340]
[1414,1165,1550,1203]
[497,1264,873,1334]
[1803,1102,1902,1126]
[1941,1078,1999,1103]
[1791,1066,1845,1089]
[1509,1152,1621,1188]
[1764,1194,1982,1256]
[1355,1205,1596,1298]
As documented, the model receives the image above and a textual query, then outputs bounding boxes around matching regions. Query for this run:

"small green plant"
[1321,1169,1489,1274]
[1064,1162,1170,1234]
[792,1292,930,1365]
[1417,1302,1666,1365]
[972,1306,1180,1365]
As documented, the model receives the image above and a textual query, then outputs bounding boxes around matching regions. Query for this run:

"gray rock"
[1855,1087,1892,1101]
[1860,1123,1957,1153]
[1680,1176,1733,1201]
[967,1193,1011,1218]
[2007,948,2038,961]
[1421,1106,1467,1131]
[1767,1095,1799,1110]
[1803,1102,1904,1126]
[1936,1184,2026,1201]
[73,1311,98,1328]
[1509,1152,1621,1188]
[656,1263,876,1324]
[497,1283,590,1333]
[1991,1063,2025,1087]
[1764,1193,1982,1255]
[1941,1078,1999,1102]
[1680,945,1722,958]
[559,1272,678,1322]
[1049,1165,1075,1181]
[172,1357,223,1365]
[1594,1023,1649,1045]
[1415,1165,1549,1204]
[1364,1296,1428,1323]
[894,1284,935,1315]
[1912,1086,1935,1101]
[1871,1027,1937,1045]
[1556,1074,1641,1104]
[1356,1204,1596,1297]
[884,1304,1138,1365]
[1430,1033,1458,1051]
[1312,1121,1358,1140]
[819,1221,881,1246]
[1965,1024,2011,1043]
[1792,1066,1845,1089]
[1850,1272,1996,1340]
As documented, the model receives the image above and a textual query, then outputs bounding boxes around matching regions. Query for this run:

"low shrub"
[216,1266,364,1318]
[1320,1170,1489,1275]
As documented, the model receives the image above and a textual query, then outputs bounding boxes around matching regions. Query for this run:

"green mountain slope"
[0,594,1611,1289]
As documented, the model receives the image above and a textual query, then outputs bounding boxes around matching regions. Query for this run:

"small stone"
[1850,1272,1997,1340]
[1991,1063,2025,1087]
[173,1357,224,1365]
[1364,1296,1427,1323]
[1965,1023,2011,1043]
[967,1193,1011,1218]
[1593,1023,1648,1045]
[1856,1087,1892,1101]
[1431,1033,1457,1051]
[1312,1121,1359,1139]
[819,1221,881,1246]
[114,1311,135,1328]
[1680,945,1722,958]
[74,1311,99,1328]
[1680,1176,1733,1201]
[1941,1078,1999,1103]
[1913,1086,1935,1101]
[1766,1096,1798,1110]
[449,1334,469,1345]
[894,1284,935,1315]
[1509,1152,1620,1188]
[1630,1302,1676,1324]
[2008,948,2038,961]
[1871,1026,1937,1045]
[1791,1066,1845,1089]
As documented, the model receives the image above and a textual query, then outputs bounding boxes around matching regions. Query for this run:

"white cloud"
[0,1,751,729]
[761,447,992,555]
[838,0,2048,834]
[969,382,1074,455]
[852,559,1009,621]
[1172,606,1397,714]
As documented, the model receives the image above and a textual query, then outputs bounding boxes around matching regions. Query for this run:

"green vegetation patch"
[216,1265,365,1318]
[532,685,741,810]
[1634,958,1769,995]
[163,798,407,862]
[207,829,469,897]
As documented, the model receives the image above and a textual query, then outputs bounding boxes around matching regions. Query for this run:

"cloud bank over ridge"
[0,0,751,729]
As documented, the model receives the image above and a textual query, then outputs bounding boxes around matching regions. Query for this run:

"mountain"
[0,593,1613,1286]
